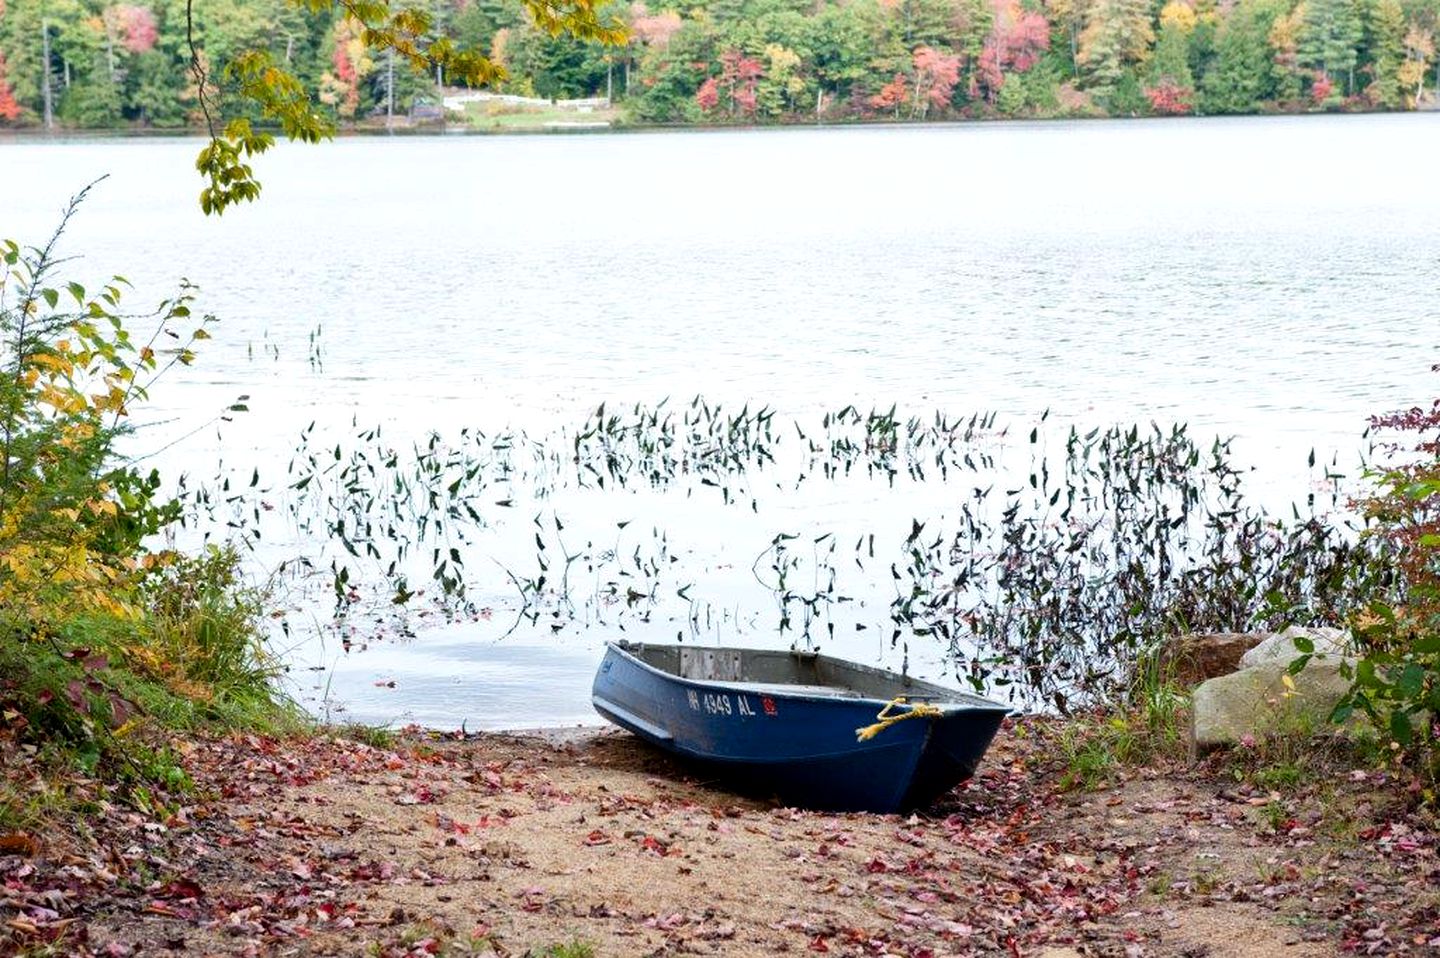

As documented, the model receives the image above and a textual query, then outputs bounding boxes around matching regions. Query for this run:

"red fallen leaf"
[865,857,889,873]
[159,878,203,900]
[808,935,830,952]
[108,692,134,727]
[374,680,396,688]
[64,680,90,715]
[82,654,109,672]
[145,901,183,917]
[584,830,611,846]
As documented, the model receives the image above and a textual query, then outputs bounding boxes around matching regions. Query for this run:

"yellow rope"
[854,697,943,742]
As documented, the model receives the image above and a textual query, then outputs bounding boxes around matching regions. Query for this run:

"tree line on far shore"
[0,0,1437,130]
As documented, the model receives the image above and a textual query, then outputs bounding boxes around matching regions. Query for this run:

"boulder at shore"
[1155,632,1268,689]
[1190,626,1353,752]
[1238,625,1348,670]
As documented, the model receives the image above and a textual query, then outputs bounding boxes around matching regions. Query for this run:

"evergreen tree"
[59,48,124,126]
[1077,0,1154,97]
[1268,2,1305,103]
[126,48,187,125]
[0,0,59,113]
[1299,0,1362,93]
[1366,0,1406,105]
[895,0,955,50]
[1200,0,1271,111]
[1150,19,1194,88]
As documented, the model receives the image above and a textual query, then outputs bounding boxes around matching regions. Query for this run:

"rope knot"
[855,696,942,742]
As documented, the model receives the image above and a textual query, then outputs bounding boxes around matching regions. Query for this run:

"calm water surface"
[3,115,1438,728]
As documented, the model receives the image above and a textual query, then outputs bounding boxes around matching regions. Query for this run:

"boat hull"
[591,643,1007,813]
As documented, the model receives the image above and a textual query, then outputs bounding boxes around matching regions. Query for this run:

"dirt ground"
[2,719,1437,957]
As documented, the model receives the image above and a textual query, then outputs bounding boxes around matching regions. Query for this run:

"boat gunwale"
[603,641,1011,714]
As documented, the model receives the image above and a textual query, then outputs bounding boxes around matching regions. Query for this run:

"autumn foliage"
[912,46,962,114]
[1145,78,1193,114]
[107,4,159,54]
[976,0,1050,102]
[630,4,681,48]
[695,49,764,116]
[1331,367,1440,789]
[868,74,910,115]
[0,53,19,122]
[1,190,284,784]
[868,47,963,118]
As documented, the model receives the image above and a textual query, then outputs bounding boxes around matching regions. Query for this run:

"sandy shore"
[3,720,1437,956]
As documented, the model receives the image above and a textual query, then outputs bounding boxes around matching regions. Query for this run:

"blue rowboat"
[591,641,1009,813]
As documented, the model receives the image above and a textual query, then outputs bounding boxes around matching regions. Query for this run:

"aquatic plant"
[207,395,1390,711]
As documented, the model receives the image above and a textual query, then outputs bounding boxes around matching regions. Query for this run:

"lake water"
[2,115,1438,729]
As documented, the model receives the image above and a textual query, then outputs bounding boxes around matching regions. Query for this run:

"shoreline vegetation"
[0,100,1436,140]
[1,0,1438,138]
[2,191,1439,952]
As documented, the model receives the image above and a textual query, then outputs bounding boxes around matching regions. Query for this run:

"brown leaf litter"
[1,719,1436,957]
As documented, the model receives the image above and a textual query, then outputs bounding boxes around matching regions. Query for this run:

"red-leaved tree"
[0,53,21,122]
[695,76,720,111]
[1145,77,1192,114]
[1311,71,1334,105]
[868,73,909,116]
[697,50,763,116]
[911,46,962,116]
[975,0,1050,102]
[108,4,159,54]
[630,4,682,48]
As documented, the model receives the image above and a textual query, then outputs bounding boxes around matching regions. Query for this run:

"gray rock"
[1237,625,1349,670]
[1190,655,1353,752]
[1155,632,1270,689]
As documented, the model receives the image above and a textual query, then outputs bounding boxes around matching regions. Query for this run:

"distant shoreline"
[1,106,1434,143]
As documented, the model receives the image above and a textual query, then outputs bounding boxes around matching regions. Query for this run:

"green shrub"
[1331,368,1440,793]
[0,185,295,807]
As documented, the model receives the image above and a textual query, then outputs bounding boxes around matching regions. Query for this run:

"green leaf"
[1354,658,1378,688]
[1389,709,1413,747]
[1291,634,1314,654]
[1396,662,1425,699]
[40,287,58,309]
